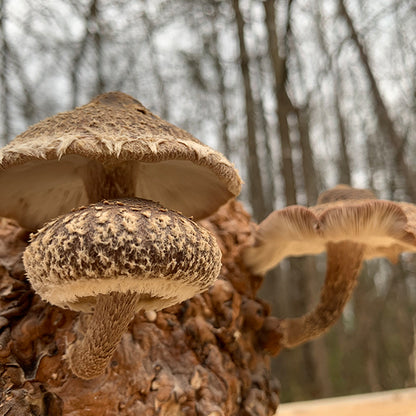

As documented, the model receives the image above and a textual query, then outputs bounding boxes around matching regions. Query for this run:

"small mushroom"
[244,185,416,350]
[23,198,222,379]
[316,184,376,204]
[0,91,241,230]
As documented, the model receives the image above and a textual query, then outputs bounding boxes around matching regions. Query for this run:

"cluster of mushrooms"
[0,92,242,379]
[1,91,416,380]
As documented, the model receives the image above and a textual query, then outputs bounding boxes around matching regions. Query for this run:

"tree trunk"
[255,82,276,214]
[142,6,169,121]
[0,0,10,144]
[333,69,352,186]
[296,106,319,205]
[0,202,279,415]
[338,0,416,199]
[263,0,297,207]
[91,0,105,96]
[209,20,232,160]
[70,0,101,108]
[232,0,267,222]
[263,0,332,401]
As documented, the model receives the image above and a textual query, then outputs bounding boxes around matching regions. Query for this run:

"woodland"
[1,0,416,406]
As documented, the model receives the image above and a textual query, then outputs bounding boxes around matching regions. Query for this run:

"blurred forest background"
[1,0,416,404]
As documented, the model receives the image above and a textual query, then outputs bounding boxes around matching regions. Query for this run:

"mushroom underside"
[245,235,409,277]
[0,156,233,230]
[247,198,416,351]
[36,275,208,312]
[245,200,416,275]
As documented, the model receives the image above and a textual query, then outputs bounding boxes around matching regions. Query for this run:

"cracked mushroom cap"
[23,198,222,312]
[244,185,416,275]
[0,91,242,230]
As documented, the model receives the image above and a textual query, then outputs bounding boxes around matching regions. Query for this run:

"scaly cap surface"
[23,198,222,312]
[0,92,242,229]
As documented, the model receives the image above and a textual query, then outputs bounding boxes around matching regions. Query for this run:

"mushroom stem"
[280,241,364,348]
[68,291,141,379]
[83,161,136,201]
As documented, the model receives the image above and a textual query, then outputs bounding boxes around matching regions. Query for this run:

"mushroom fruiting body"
[244,185,416,351]
[316,184,376,205]
[0,92,242,230]
[23,198,222,379]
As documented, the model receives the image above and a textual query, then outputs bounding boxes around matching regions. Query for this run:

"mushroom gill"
[0,91,242,230]
[244,185,416,351]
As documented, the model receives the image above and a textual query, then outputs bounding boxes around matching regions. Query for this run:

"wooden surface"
[278,388,416,416]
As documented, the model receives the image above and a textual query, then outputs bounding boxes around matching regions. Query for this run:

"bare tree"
[232,0,267,222]
[0,0,10,143]
[338,0,416,199]
[263,0,297,206]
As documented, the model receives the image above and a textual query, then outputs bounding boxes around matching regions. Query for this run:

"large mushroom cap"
[23,198,222,312]
[0,92,242,230]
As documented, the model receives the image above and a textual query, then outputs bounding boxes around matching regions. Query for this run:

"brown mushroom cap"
[23,198,222,312]
[316,184,377,204]
[0,92,242,230]
[23,197,222,379]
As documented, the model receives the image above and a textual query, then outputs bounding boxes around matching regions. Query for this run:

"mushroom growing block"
[23,198,222,379]
[244,185,416,351]
[0,92,242,230]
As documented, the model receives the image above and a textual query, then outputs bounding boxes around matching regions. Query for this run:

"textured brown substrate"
[0,201,279,415]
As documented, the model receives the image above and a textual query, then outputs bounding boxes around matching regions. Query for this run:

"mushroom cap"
[23,198,222,312]
[244,190,416,275]
[0,92,242,230]
[317,184,376,204]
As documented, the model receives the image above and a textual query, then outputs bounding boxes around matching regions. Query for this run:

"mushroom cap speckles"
[0,92,242,229]
[23,198,222,312]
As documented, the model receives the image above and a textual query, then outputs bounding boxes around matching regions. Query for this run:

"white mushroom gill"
[0,92,242,230]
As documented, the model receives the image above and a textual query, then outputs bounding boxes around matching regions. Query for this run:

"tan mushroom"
[0,91,242,230]
[23,198,222,379]
[316,183,376,204]
[244,185,416,351]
